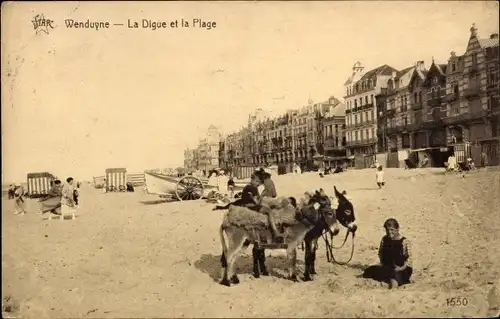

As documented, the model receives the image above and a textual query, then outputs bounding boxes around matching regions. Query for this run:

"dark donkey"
[218,187,354,286]
[251,187,357,281]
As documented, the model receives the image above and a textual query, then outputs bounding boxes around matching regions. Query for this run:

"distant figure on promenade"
[13,183,27,215]
[363,218,413,289]
[126,182,135,192]
[293,162,301,174]
[446,154,457,172]
[61,177,76,220]
[481,151,488,169]
[420,154,429,168]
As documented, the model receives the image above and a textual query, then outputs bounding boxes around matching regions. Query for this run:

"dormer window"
[432,77,438,85]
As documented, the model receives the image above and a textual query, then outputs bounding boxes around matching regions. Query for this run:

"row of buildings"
[183,125,222,174]
[185,24,499,174]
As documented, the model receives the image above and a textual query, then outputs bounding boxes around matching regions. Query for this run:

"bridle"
[318,204,356,265]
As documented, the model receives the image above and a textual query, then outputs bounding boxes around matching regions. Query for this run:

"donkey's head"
[297,189,338,234]
[333,186,357,233]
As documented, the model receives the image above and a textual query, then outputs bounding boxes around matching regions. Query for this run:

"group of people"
[206,169,236,201]
[39,177,80,220]
[213,168,285,243]
[213,166,411,289]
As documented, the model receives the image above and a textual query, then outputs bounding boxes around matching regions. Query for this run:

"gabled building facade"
[442,24,499,165]
[344,62,398,157]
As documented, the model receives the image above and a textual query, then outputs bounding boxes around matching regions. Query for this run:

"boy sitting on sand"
[363,218,413,289]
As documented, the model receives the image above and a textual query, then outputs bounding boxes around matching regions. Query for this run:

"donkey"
[251,187,357,280]
[218,187,352,286]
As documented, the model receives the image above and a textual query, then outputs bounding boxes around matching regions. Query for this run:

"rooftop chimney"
[415,60,425,71]
[491,33,499,39]
[451,51,456,57]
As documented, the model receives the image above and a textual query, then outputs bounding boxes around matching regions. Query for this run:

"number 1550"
[446,297,468,307]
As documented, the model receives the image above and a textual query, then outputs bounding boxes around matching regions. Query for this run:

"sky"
[2,1,499,183]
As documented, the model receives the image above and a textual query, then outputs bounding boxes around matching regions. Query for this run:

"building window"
[472,52,478,65]
[453,83,459,95]
[418,91,422,103]
[414,92,418,104]
[370,94,374,104]
[488,66,498,85]
[360,130,364,140]
[452,62,456,72]
[355,100,358,108]
[355,131,359,141]
[365,96,369,105]
[359,97,363,106]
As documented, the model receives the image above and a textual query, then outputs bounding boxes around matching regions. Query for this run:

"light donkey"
[218,186,354,286]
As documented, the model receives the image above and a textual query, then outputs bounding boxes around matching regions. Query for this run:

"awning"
[410,147,444,152]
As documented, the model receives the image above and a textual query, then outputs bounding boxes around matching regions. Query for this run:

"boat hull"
[144,172,248,198]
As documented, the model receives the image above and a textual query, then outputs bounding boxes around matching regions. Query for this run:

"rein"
[321,226,356,265]
[297,205,356,265]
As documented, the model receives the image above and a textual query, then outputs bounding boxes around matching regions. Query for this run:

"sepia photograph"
[2,1,499,318]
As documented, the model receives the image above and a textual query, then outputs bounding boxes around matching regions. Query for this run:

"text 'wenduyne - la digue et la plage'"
[64,18,217,30]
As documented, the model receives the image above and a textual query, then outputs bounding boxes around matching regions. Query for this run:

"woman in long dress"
[13,184,26,215]
[39,180,63,218]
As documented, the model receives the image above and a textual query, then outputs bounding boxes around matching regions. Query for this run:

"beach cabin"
[26,172,55,198]
[105,168,127,192]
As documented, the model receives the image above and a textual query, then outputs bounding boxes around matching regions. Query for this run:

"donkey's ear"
[319,188,328,197]
[334,186,342,198]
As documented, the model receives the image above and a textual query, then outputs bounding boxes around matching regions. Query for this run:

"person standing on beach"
[61,177,76,220]
[13,183,27,215]
[376,166,385,189]
[227,173,235,198]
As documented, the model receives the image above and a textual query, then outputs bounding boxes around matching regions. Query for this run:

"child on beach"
[213,174,261,211]
[227,174,235,198]
[376,165,385,189]
[363,218,413,289]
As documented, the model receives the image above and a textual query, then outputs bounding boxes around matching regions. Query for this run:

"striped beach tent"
[26,172,55,198]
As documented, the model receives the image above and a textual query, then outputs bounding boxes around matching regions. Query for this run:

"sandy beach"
[2,167,500,318]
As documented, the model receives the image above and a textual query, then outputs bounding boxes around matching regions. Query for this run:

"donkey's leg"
[303,239,313,281]
[220,229,245,286]
[310,238,318,275]
[286,247,299,282]
[225,230,247,286]
[252,244,261,278]
[258,248,269,276]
